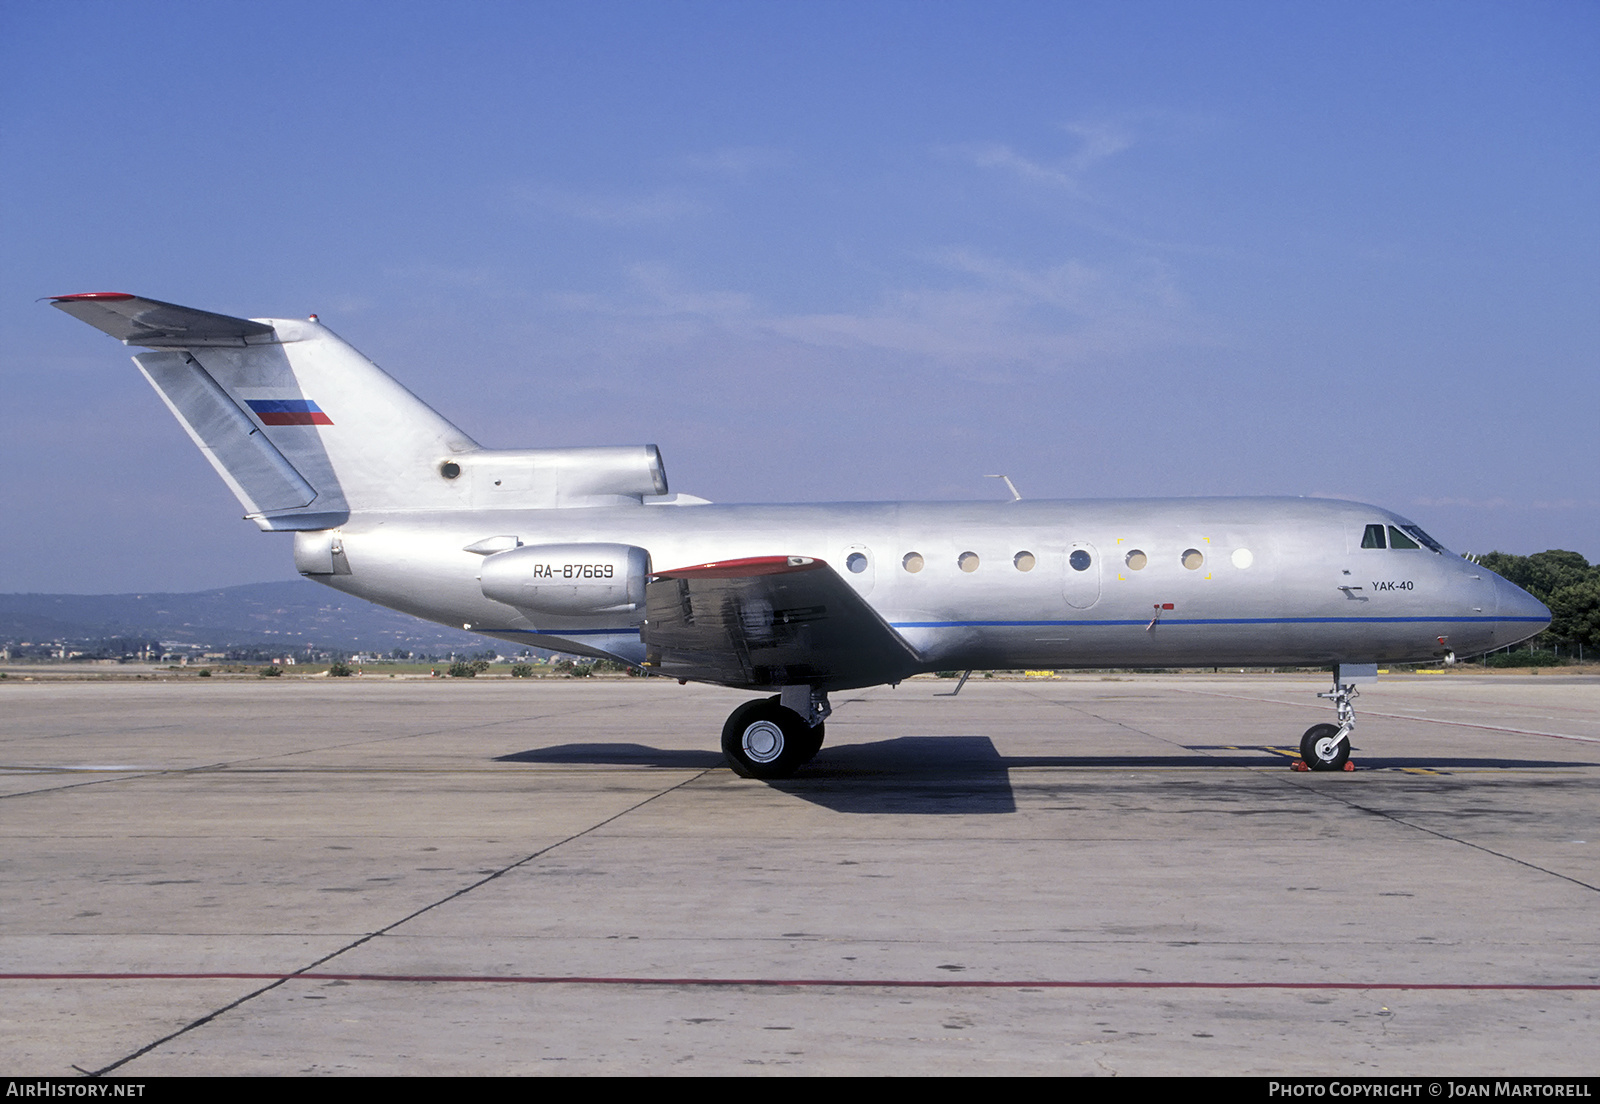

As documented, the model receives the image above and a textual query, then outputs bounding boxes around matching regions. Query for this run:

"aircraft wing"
[641,556,923,691]
[48,292,275,347]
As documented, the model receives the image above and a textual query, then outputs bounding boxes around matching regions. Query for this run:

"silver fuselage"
[308,495,1549,678]
[45,293,1550,689]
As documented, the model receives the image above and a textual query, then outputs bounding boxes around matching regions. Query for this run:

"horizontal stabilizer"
[49,292,275,347]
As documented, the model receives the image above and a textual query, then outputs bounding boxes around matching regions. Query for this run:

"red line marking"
[2,972,1596,991]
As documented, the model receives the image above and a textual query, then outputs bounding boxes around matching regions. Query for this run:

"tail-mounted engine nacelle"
[478,543,649,617]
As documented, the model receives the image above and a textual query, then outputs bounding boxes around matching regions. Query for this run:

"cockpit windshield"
[1399,524,1447,554]
[1360,521,1449,554]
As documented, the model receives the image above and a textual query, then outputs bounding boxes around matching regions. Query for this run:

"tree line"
[1477,549,1600,651]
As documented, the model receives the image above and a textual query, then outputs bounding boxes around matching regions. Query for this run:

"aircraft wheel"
[795,721,825,764]
[765,694,824,763]
[722,699,808,779]
[1300,723,1349,771]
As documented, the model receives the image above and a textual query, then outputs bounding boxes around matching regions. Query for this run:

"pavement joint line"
[10,972,1600,991]
[1276,775,1600,896]
[3,765,707,776]
[1171,687,1600,744]
[1012,683,1248,764]
[0,770,181,802]
[82,764,718,1078]
[1350,688,1600,720]
[1040,681,1600,895]
[0,699,680,801]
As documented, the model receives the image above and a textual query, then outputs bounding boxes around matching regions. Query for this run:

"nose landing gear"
[1300,677,1359,771]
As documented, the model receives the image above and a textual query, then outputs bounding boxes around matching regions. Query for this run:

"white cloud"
[1059,120,1136,173]
[537,251,1211,371]
[953,118,1136,195]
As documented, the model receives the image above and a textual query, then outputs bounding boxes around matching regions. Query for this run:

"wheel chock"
[1291,759,1310,771]
[1342,761,1356,771]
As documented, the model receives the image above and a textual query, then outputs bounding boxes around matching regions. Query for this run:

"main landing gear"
[721,687,830,779]
[1299,677,1359,771]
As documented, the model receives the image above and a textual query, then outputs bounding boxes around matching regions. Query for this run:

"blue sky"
[3,0,1596,593]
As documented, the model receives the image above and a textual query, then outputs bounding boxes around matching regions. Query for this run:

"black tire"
[722,699,809,779]
[1300,723,1350,771]
[765,694,824,764]
[795,721,825,764]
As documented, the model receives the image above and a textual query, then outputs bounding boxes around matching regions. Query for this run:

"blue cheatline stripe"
[474,615,1544,639]
[890,616,1544,629]
[480,628,639,636]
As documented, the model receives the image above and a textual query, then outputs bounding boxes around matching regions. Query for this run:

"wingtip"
[48,292,136,302]
[653,555,823,579]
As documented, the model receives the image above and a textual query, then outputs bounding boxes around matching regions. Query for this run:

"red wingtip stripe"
[49,292,136,301]
[653,555,822,579]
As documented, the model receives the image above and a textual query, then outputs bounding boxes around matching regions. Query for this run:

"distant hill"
[0,580,488,655]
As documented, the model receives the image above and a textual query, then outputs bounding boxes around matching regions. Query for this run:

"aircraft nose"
[1493,575,1551,649]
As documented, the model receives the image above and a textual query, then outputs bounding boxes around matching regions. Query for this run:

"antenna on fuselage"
[985,474,1022,502]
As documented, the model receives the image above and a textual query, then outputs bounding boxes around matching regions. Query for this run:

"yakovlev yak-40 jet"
[51,293,1551,778]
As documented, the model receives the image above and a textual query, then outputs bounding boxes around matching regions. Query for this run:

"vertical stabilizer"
[180,315,481,519]
[52,293,670,521]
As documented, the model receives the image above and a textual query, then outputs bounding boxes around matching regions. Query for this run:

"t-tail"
[49,293,668,531]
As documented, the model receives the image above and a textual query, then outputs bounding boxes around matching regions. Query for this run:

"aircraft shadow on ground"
[496,739,1593,816]
[771,736,1017,814]
[496,744,726,769]
[1186,746,1594,772]
[1329,756,1596,770]
[498,736,1017,814]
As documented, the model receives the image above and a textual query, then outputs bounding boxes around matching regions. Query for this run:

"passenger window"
[1181,548,1204,570]
[1361,524,1386,549]
[1387,526,1420,550]
[1013,551,1036,572]
[958,551,980,573]
[846,552,868,573]
[1124,550,1147,570]
[1069,549,1092,571]
[902,552,924,574]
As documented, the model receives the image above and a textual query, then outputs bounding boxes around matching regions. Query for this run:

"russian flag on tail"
[247,399,333,426]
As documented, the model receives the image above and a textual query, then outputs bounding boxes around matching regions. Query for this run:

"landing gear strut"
[1300,677,1358,771]
[721,687,829,779]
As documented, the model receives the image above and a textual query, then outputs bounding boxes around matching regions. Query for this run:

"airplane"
[49,292,1552,779]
